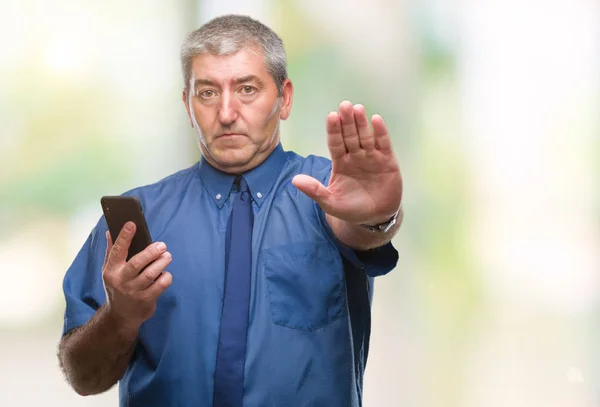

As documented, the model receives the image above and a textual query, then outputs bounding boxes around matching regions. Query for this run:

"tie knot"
[235,176,250,194]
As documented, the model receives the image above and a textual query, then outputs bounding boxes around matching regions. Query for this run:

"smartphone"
[101,195,153,261]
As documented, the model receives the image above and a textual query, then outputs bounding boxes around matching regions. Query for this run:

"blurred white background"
[0,0,598,406]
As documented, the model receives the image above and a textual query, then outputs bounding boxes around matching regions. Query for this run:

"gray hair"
[180,15,288,96]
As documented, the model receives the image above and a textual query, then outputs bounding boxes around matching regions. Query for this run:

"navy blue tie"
[213,176,253,407]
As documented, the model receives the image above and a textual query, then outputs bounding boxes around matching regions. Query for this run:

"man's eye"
[241,86,255,94]
[199,90,215,98]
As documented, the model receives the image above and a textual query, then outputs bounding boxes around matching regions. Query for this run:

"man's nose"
[218,93,239,126]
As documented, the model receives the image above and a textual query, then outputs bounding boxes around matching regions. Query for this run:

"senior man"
[59,14,403,407]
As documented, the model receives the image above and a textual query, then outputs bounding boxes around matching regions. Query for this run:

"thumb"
[103,230,113,266]
[291,174,331,209]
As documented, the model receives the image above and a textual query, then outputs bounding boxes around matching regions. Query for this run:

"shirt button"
[216,194,222,200]
[256,192,263,199]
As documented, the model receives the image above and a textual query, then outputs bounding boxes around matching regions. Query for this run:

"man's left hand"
[292,101,402,225]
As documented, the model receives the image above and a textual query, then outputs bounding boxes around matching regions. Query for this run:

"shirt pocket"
[262,241,346,332]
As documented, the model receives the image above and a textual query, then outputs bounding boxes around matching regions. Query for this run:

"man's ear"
[182,89,193,128]
[279,79,294,121]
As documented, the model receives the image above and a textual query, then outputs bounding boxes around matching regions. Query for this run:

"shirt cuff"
[62,306,96,336]
[336,240,399,277]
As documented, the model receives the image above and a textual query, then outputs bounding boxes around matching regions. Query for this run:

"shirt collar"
[198,143,288,209]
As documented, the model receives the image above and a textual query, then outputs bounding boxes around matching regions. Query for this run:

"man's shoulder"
[120,163,198,201]
[284,150,332,175]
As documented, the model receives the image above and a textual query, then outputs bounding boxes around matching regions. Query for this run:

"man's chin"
[202,141,275,173]
[210,150,256,172]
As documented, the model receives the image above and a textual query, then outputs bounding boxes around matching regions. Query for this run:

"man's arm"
[58,222,173,396]
[58,305,138,396]
[293,101,403,252]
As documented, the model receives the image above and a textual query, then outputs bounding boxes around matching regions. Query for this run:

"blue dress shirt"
[62,144,399,407]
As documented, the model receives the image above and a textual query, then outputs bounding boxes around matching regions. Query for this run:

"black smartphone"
[101,196,153,261]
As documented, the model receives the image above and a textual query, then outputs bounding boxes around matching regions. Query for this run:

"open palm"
[292,101,403,225]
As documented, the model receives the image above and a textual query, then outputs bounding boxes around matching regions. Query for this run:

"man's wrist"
[359,206,402,233]
[102,305,141,342]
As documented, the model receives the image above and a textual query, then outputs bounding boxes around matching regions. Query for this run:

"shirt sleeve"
[309,157,399,277]
[61,218,109,336]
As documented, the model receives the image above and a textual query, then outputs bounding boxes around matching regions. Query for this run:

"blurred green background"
[1,0,598,406]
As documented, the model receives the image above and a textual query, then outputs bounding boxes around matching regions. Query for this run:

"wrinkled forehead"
[189,46,270,89]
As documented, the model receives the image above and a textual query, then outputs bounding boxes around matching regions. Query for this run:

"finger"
[291,174,331,211]
[372,114,392,153]
[339,101,361,153]
[130,252,172,291]
[103,230,113,266]
[106,222,136,269]
[123,241,168,279]
[142,271,173,300]
[354,104,375,151]
[326,112,346,159]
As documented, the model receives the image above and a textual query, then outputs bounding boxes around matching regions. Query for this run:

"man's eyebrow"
[234,75,264,86]
[192,75,265,90]
[193,79,218,88]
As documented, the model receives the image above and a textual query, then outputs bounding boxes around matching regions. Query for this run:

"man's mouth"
[218,133,244,138]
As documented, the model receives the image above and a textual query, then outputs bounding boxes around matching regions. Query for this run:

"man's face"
[183,47,293,174]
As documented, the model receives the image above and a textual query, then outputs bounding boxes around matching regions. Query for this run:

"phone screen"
[101,196,153,261]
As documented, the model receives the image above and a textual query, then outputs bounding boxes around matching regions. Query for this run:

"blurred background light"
[0,0,598,406]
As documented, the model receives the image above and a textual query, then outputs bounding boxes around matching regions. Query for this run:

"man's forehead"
[190,48,270,86]
[191,48,264,74]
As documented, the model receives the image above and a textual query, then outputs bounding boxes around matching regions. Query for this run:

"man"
[58,14,403,407]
